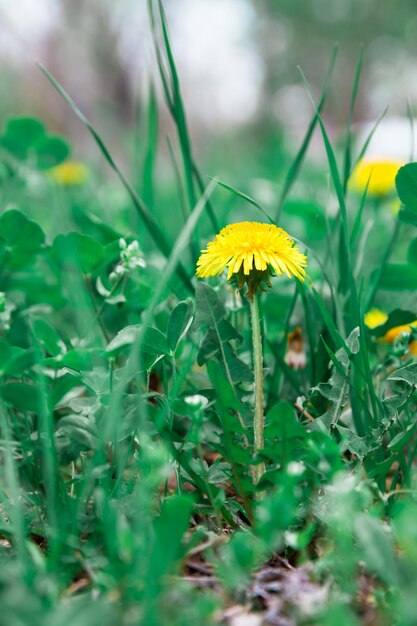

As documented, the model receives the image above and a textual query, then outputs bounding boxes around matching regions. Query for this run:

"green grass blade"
[142,83,159,209]
[342,46,364,194]
[149,0,220,236]
[210,177,274,223]
[275,45,338,222]
[353,106,388,169]
[36,61,194,294]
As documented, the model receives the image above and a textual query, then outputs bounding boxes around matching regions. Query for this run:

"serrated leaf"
[195,282,226,327]
[106,325,170,357]
[388,362,417,386]
[335,425,378,460]
[195,282,249,384]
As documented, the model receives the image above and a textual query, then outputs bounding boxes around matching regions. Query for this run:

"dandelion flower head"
[196,221,307,296]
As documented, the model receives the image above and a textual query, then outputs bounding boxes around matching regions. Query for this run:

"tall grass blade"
[275,45,338,222]
[36,61,194,294]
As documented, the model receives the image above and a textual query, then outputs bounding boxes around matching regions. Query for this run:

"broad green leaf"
[55,414,98,463]
[33,319,66,357]
[396,162,417,213]
[149,495,193,581]
[0,210,45,252]
[195,283,250,384]
[106,325,170,357]
[167,299,194,352]
[52,232,104,274]
[4,348,42,377]
[0,116,45,159]
[1,382,43,412]
[43,349,106,372]
[355,514,399,585]
[379,263,417,290]
[264,401,306,464]
[33,134,70,169]
[195,282,225,327]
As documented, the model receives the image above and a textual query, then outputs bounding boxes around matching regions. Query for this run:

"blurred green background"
[2,0,417,174]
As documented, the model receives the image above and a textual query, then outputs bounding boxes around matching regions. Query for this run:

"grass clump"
[1,3,417,626]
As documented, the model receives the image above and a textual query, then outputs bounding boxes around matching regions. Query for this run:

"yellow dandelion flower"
[384,320,417,344]
[364,308,388,329]
[49,160,89,186]
[196,222,307,296]
[349,158,403,197]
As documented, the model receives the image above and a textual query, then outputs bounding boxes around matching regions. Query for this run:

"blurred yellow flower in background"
[350,158,403,197]
[384,320,417,344]
[49,160,89,186]
[364,308,388,329]
[365,309,417,356]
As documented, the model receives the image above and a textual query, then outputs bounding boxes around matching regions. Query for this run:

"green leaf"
[388,362,417,386]
[55,414,98,463]
[396,162,417,213]
[264,401,306,464]
[33,134,70,169]
[37,61,194,294]
[0,340,12,368]
[379,263,417,290]
[195,283,250,384]
[167,299,194,352]
[313,327,360,429]
[0,116,45,159]
[398,205,417,227]
[0,210,45,252]
[1,382,43,412]
[355,514,399,585]
[106,325,170,358]
[388,422,416,452]
[52,233,104,274]
[33,319,66,357]
[335,425,378,460]
[195,283,225,327]
[43,349,106,373]
[197,320,241,365]
[149,494,193,580]
[4,348,42,377]
[407,238,417,265]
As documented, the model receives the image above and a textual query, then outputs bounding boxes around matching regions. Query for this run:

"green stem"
[249,293,265,487]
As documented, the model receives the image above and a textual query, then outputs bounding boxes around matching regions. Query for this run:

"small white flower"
[110,238,146,282]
